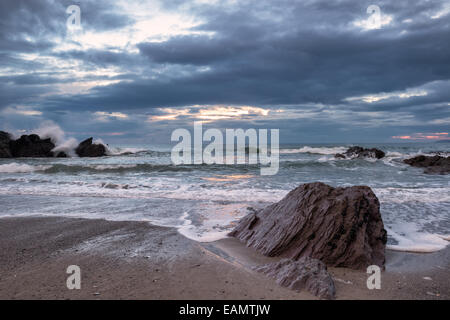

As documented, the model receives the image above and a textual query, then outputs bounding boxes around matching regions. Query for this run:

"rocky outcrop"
[335,146,385,159]
[9,134,55,157]
[230,182,387,270]
[254,257,336,300]
[0,131,108,158]
[75,138,107,157]
[0,131,12,158]
[403,155,450,175]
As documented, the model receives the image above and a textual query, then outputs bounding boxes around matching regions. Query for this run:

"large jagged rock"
[335,146,385,159]
[9,134,55,157]
[75,138,107,157]
[403,155,450,175]
[254,257,336,300]
[230,182,387,270]
[0,131,12,158]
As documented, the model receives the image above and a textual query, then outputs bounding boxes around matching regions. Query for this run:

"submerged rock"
[335,146,385,159]
[403,155,450,175]
[229,182,387,270]
[75,138,107,157]
[254,257,336,300]
[0,131,12,158]
[9,134,55,157]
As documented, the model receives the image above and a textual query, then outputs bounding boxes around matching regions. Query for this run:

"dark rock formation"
[254,257,336,299]
[75,138,107,157]
[9,134,55,157]
[0,131,12,158]
[230,182,387,270]
[335,146,385,159]
[403,155,450,175]
[1,131,109,158]
[56,151,68,158]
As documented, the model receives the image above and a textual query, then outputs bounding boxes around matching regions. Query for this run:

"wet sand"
[0,216,448,300]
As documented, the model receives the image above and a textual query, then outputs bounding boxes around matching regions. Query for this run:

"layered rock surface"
[230,182,387,270]
[254,257,336,299]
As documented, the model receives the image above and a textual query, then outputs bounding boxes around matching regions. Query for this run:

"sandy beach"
[0,216,448,300]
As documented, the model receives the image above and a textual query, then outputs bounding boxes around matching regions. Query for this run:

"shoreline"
[0,216,448,300]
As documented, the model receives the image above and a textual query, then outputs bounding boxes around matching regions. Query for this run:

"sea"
[0,139,449,253]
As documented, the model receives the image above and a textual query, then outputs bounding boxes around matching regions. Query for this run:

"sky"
[0,0,449,144]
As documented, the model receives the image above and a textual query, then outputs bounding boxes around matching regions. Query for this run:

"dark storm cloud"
[1,0,449,142]
[55,49,141,69]
[138,35,250,65]
[0,0,132,54]
[40,0,450,112]
[0,0,62,53]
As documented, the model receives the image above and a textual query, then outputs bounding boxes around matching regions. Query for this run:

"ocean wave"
[0,163,51,173]
[41,163,194,174]
[280,146,347,155]
[386,224,450,253]
[375,187,450,203]
[106,147,149,156]
[385,150,450,160]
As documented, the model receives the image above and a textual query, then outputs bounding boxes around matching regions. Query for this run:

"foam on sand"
[386,223,450,253]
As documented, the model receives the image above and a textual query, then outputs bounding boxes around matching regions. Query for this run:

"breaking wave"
[0,163,51,173]
[280,146,348,155]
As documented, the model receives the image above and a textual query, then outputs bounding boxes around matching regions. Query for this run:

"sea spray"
[32,121,80,157]
[33,121,67,145]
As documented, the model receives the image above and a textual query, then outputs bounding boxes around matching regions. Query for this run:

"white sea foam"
[93,164,138,170]
[51,138,79,157]
[30,121,82,157]
[176,205,249,242]
[280,146,347,155]
[385,151,404,158]
[0,163,51,173]
[374,187,450,203]
[386,223,450,253]
[33,121,66,145]
[318,156,333,162]
[106,147,148,156]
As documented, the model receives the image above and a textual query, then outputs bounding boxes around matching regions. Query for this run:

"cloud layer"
[1,0,449,143]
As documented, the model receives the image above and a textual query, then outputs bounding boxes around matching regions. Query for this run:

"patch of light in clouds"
[392,132,449,140]
[95,111,129,121]
[149,105,272,122]
[346,89,428,103]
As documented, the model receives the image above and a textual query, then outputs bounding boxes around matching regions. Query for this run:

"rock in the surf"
[9,134,55,157]
[254,257,336,300]
[75,138,107,157]
[335,146,385,159]
[0,131,12,158]
[229,182,387,270]
[56,151,68,158]
[403,155,450,175]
